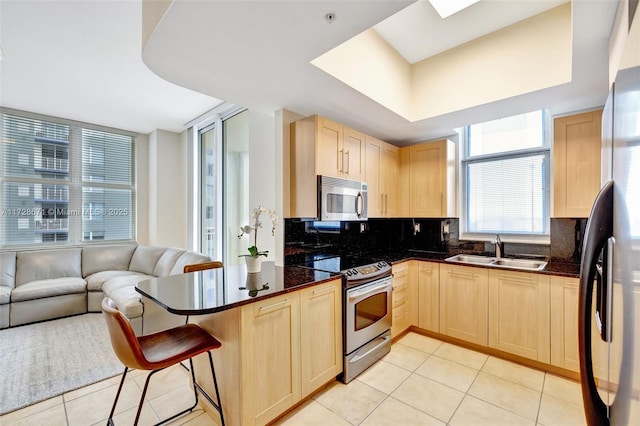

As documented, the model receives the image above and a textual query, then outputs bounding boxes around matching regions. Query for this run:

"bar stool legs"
[106,351,225,426]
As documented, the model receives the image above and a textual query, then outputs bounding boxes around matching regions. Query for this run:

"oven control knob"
[352,269,358,275]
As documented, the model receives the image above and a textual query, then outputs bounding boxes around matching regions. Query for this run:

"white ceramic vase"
[245,256,263,273]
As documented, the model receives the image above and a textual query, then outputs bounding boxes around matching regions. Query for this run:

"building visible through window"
[0,110,135,247]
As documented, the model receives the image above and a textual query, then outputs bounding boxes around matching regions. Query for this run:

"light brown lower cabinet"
[391,261,417,338]
[193,278,342,426]
[299,280,343,398]
[418,261,439,332]
[241,293,301,425]
[488,270,550,363]
[439,264,489,345]
[549,275,609,380]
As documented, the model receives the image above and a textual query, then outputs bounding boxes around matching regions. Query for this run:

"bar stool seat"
[102,297,225,425]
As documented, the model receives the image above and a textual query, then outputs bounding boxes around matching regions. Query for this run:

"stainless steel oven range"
[303,255,392,383]
[343,264,392,383]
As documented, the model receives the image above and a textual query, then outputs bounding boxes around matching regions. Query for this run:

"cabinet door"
[418,261,439,332]
[300,280,342,398]
[381,143,399,217]
[343,127,366,181]
[549,276,608,379]
[409,140,455,218]
[316,116,343,178]
[488,270,550,362]
[391,262,412,338]
[241,293,301,425]
[553,110,602,217]
[365,137,383,217]
[439,264,488,345]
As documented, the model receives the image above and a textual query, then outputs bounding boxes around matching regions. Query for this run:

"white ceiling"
[0,0,620,144]
[0,0,223,134]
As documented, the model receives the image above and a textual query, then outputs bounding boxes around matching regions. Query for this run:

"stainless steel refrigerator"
[578,9,640,424]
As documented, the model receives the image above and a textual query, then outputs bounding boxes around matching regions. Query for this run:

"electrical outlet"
[413,223,421,233]
[443,223,449,234]
[360,223,366,233]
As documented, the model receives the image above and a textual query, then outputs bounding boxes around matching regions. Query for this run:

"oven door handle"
[348,282,391,301]
[348,334,391,364]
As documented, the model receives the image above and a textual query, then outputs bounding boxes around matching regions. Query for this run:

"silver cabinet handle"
[338,149,344,173]
[345,150,350,174]
[258,299,290,311]
[312,285,335,296]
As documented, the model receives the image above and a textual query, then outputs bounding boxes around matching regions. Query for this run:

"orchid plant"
[238,206,279,258]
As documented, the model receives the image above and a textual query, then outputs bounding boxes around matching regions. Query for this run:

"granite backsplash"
[284,217,587,264]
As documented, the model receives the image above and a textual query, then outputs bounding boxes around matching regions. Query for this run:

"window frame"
[188,103,246,264]
[0,107,137,249]
[459,110,551,244]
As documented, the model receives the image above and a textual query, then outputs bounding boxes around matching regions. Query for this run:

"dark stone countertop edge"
[178,267,344,315]
[380,251,580,278]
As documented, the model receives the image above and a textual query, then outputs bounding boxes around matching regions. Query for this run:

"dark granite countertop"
[136,261,342,315]
[286,248,581,278]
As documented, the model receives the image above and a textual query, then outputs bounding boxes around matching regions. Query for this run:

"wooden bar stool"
[102,297,225,425]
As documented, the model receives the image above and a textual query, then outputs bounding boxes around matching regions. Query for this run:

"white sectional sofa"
[0,244,211,334]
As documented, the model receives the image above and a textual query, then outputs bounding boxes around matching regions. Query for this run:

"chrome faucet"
[492,234,505,258]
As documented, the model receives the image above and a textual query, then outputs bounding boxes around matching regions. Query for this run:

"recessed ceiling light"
[428,0,481,19]
[325,12,337,23]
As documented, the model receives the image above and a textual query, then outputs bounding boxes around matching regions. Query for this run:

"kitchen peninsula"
[136,262,343,426]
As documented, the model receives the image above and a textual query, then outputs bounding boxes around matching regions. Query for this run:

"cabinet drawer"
[392,289,408,308]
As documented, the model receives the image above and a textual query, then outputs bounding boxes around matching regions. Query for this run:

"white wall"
[146,128,188,247]
[247,109,279,263]
[139,109,283,262]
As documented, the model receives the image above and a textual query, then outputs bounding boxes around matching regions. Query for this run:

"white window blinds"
[463,110,550,237]
[1,110,135,247]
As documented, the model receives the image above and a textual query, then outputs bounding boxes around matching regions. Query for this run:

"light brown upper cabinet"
[553,109,602,218]
[406,139,456,218]
[290,115,365,217]
[365,136,399,218]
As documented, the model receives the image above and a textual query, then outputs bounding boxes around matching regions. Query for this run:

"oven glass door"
[346,276,392,353]
[355,292,387,331]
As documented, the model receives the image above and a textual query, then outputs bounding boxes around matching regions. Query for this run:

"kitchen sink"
[446,254,496,265]
[445,254,547,271]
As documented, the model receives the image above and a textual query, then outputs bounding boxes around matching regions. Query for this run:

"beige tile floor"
[0,332,587,426]
[275,332,587,426]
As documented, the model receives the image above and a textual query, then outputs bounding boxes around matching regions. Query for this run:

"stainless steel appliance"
[303,255,392,383]
[343,273,392,383]
[318,175,367,221]
[578,13,639,425]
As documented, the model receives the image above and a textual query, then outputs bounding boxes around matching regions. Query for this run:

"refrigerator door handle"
[579,180,613,426]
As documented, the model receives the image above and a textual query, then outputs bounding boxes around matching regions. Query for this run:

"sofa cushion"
[169,250,212,275]
[85,270,144,291]
[153,248,185,277]
[107,286,143,318]
[102,274,154,295]
[129,246,167,275]
[0,286,11,304]
[82,244,137,277]
[15,248,82,287]
[11,277,86,302]
[0,252,16,289]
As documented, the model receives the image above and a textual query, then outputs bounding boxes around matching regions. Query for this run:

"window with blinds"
[0,110,135,247]
[463,110,550,238]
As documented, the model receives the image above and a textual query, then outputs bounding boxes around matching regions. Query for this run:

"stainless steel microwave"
[318,175,367,221]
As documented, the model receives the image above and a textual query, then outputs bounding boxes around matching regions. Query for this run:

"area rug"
[0,313,123,415]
